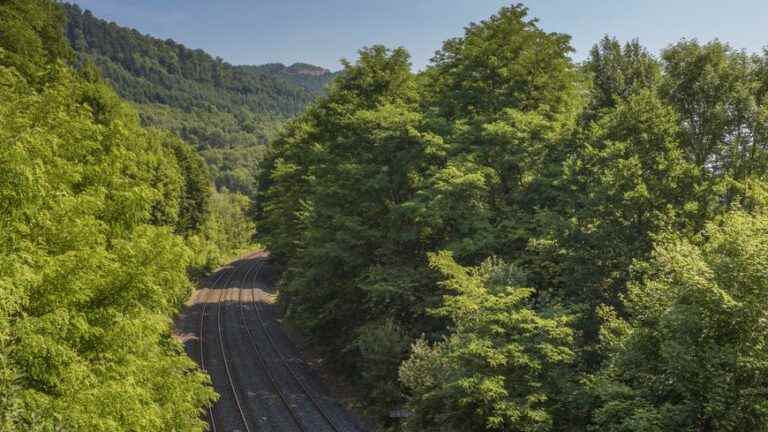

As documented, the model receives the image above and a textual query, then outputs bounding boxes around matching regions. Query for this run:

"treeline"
[62,3,336,199]
[0,1,241,430]
[63,3,319,118]
[260,5,768,431]
[244,62,341,94]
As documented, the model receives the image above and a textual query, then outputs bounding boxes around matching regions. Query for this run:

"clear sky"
[69,0,768,71]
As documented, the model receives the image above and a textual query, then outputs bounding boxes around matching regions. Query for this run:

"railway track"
[237,261,307,431]
[196,254,360,432]
[199,268,226,432]
[241,258,346,432]
[199,262,250,432]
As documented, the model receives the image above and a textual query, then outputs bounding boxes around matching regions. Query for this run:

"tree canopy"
[62,2,338,199]
[7,1,768,430]
[1,1,217,429]
[259,4,768,431]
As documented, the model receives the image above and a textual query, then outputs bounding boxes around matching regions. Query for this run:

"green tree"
[0,0,73,80]
[591,199,768,431]
[400,252,573,432]
[262,46,446,416]
[560,89,700,318]
[0,2,216,429]
[584,36,660,119]
[418,3,582,264]
[661,41,768,186]
[163,131,212,233]
[427,4,579,120]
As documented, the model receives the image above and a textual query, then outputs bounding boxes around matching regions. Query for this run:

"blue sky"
[70,0,768,71]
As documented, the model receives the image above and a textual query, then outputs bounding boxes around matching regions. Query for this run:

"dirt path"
[176,252,366,432]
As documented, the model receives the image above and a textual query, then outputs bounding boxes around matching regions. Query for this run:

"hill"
[62,3,338,197]
[245,62,340,93]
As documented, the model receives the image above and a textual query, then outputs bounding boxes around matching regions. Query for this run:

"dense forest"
[62,3,337,199]
[0,0,249,429]
[5,0,768,431]
[259,4,768,431]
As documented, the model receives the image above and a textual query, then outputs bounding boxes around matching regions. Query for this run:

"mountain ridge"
[62,2,338,198]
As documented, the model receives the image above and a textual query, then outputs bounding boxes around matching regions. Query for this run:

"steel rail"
[238,259,308,431]
[245,258,343,432]
[215,262,253,432]
[199,260,252,432]
[199,267,229,432]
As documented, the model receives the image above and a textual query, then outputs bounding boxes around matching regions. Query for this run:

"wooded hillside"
[63,3,337,199]
[259,5,768,431]
[0,1,218,429]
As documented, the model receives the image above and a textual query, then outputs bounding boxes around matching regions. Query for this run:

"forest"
[62,3,337,199]
[4,0,768,431]
[258,5,768,432]
[0,1,237,429]
[1,1,339,429]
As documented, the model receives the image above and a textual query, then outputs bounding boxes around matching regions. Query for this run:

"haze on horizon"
[68,0,768,71]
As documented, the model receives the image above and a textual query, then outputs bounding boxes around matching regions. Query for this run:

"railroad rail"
[199,268,226,432]
[199,262,251,432]
[216,264,252,432]
[242,258,344,432]
[199,255,350,432]
[237,260,308,431]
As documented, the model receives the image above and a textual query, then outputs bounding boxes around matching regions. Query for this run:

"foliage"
[400,253,573,432]
[591,205,768,431]
[583,36,661,118]
[352,319,410,418]
[62,2,337,199]
[426,4,579,119]
[0,0,73,82]
[0,1,216,429]
[554,89,701,353]
[258,2,768,430]
[259,45,448,419]
[188,190,258,272]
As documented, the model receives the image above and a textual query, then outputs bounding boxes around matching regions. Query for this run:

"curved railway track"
[242,260,344,432]
[199,268,226,432]
[216,266,252,432]
[199,262,250,432]
[240,259,347,432]
[237,261,307,431]
[196,254,361,432]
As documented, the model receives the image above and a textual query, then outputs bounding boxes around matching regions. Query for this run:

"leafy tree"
[208,190,256,251]
[1,2,216,429]
[400,252,573,432]
[427,4,579,120]
[584,36,660,118]
[591,200,768,431]
[262,46,446,416]
[558,90,700,327]
[417,3,582,265]
[163,131,212,233]
[661,40,767,182]
[258,118,317,264]
[0,0,72,81]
